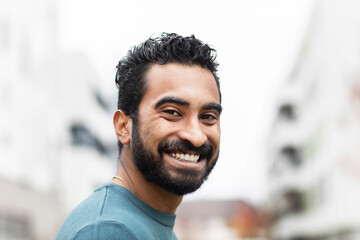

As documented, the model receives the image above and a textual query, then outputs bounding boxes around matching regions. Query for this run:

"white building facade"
[0,0,117,239]
[268,0,360,239]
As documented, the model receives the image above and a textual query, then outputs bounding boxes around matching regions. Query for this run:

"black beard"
[130,122,219,196]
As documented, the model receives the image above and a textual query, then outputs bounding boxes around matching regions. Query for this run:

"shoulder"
[59,220,139,240]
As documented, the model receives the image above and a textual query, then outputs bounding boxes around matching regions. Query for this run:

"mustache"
[158,139,214,160]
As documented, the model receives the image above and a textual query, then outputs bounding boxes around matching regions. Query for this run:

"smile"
[168,152,200,163]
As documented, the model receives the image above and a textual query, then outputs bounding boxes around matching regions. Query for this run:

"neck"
[113,149,183,214]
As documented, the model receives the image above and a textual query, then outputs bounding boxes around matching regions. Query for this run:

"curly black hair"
[115,33,221,151]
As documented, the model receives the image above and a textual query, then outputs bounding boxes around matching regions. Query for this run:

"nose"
[178,116,207,147]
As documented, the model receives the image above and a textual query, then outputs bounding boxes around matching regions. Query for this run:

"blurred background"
[1,0,360,239]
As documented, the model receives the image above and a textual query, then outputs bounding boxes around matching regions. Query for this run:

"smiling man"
[56,33,222,240]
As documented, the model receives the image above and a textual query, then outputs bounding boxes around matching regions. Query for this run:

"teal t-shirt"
[56,183,177,240]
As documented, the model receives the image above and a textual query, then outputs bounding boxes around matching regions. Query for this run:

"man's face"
[131,63,221,195]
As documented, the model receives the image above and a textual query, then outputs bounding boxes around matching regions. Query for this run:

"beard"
[130,122,219,196]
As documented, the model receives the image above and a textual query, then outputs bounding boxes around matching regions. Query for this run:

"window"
[278,103,297,121]
[280,145,302,167]
[70,124,107,155]
[93,90,111,112]
[275,189,305,217]
[283,190,304,213]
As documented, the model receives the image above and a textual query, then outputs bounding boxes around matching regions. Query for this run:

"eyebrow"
[155,97,189,108]
[202,103,222,114]
[155,96,222,114]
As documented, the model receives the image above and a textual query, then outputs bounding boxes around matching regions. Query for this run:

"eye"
[200,114,216,120]
[163,109,181,117]
[200,113,218,123]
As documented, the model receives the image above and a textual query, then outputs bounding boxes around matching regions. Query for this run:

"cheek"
[139,127,154,148]
[139,121,166,151]
[206,125,221,146]
[143,117,177,138]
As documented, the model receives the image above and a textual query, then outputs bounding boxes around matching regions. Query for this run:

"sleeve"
[72,221,139,240]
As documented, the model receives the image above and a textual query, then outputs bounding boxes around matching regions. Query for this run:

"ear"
[113,110,132,145]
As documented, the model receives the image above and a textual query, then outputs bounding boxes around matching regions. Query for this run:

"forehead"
[141,63,220,106]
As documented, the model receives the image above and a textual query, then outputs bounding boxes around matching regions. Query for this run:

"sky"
[58,0,316,204]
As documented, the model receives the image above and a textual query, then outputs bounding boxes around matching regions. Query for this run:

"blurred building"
[175,199,268,240]
[267,0,360,239]
[0,0,116,239]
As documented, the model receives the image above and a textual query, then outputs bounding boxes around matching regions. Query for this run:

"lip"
[163,152,206,170]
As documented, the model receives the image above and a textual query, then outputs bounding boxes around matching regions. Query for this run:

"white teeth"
[169,152,200,162]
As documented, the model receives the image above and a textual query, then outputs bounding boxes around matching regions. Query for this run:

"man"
[56,33,222,240]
